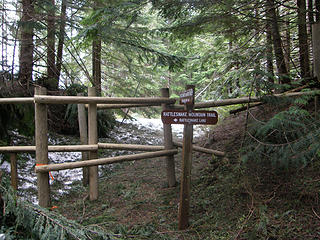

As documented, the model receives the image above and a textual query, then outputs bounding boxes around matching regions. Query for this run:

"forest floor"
[55,104,320,240]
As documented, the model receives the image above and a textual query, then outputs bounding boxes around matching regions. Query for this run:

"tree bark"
[308,0,314,77]
[92,1,102,96]
[308,0,314,26]
[313,23,320,80]
[316,0,320,22]
[47,0,58,90]
[1,0,8,71]
[56,0,67,87]
[92,38,101,96]
[297,0,311,79]
[266,20,275,83]
[18,0,34,88]
[266,0,290,84]
[284,19,291,72]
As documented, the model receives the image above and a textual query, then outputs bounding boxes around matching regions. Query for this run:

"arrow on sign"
[161,110,218,125]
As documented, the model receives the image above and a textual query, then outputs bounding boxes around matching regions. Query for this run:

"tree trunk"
[92,38,101,96]
[56,0,67,87]
[18,0,34,88]
[266,0,290,84]
[308,0,314,27]
[316,0,320,22]
[1,0,7,71]
[297,0,311,79]
[46,0,58,90]
[266,20,275,83]
[313,23,320,80]
[92,1,102,96]
[284,19,291,72]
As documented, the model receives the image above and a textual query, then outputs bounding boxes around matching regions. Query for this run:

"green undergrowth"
[0,178,114,239]
[2,152,319,239]
[2,97,320,239]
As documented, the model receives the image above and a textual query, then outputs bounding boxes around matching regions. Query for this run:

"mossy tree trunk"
[297,0,311,80]
[18,0,34,88]
[266,0,290,85]
[92,1,102,96]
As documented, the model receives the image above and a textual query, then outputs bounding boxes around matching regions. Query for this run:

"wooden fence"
[0,86,225,208]
[0,86,318,208]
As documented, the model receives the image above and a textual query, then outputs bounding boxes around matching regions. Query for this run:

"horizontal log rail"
[195,97,261,109]
[173,141,225,157]
[1,90,319,108]
[0,143,164,153]
[0,97,34,104]
[0,145,97,153]
[0,142,224,156]
[195,90,320,109]
[95,103,162,109]
[35,149,178,172]
[34,95,176,105]
[98,143,165,151]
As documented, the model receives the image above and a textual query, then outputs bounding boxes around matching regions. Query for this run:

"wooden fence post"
[88,87,98,200]
[35,87,51,207]
[161,88,176,187]
[178,85,195,230]
[77,93,89,186]
[312,22,320,81]
[10,153,18,190]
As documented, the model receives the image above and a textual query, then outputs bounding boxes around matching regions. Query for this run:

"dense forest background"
[1,1,320,239]
[1,0,319,162]
[0,0,318,98]
[1,0,319,137]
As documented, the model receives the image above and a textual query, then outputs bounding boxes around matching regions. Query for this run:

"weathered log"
[0,97,34,104]
[95,103,161,109]
[161,87,176,187]
[178,85,195,230]
[35,87,51,208]
[10,153,18,190]
[88,87,98,201]
[0,145,97,153]
[34,95,176,105]
[229,103,264,115]
[98,143,164,151]
[35,149,178,172]
[0,143,225,156]
[173,141,225,157]
[195,90,320,109]
[77,93,89,186]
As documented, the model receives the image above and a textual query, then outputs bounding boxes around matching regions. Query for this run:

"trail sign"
[161,110,218,125]
[179,88,194,105]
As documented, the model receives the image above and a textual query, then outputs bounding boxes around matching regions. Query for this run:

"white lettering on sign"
[207,112,216,117]
[188,112,206,117]
[181,98,191,103]
[161,110,218,125]
[180,89,193,98]
[163,111,188,117]
[179,118,199,123]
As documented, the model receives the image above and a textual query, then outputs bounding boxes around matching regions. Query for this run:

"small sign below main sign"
[179,88,194,105]
[161,110,218,125]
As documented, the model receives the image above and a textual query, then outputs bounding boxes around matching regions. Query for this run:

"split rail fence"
[0,86,225,208]
[0,86,319,208]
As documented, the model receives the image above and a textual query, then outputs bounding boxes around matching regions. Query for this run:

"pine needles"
[242,94,320,169]
[0,182,114,239]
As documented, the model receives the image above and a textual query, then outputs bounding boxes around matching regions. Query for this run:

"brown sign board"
[161,110,218,125]
[179,88,194,105]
